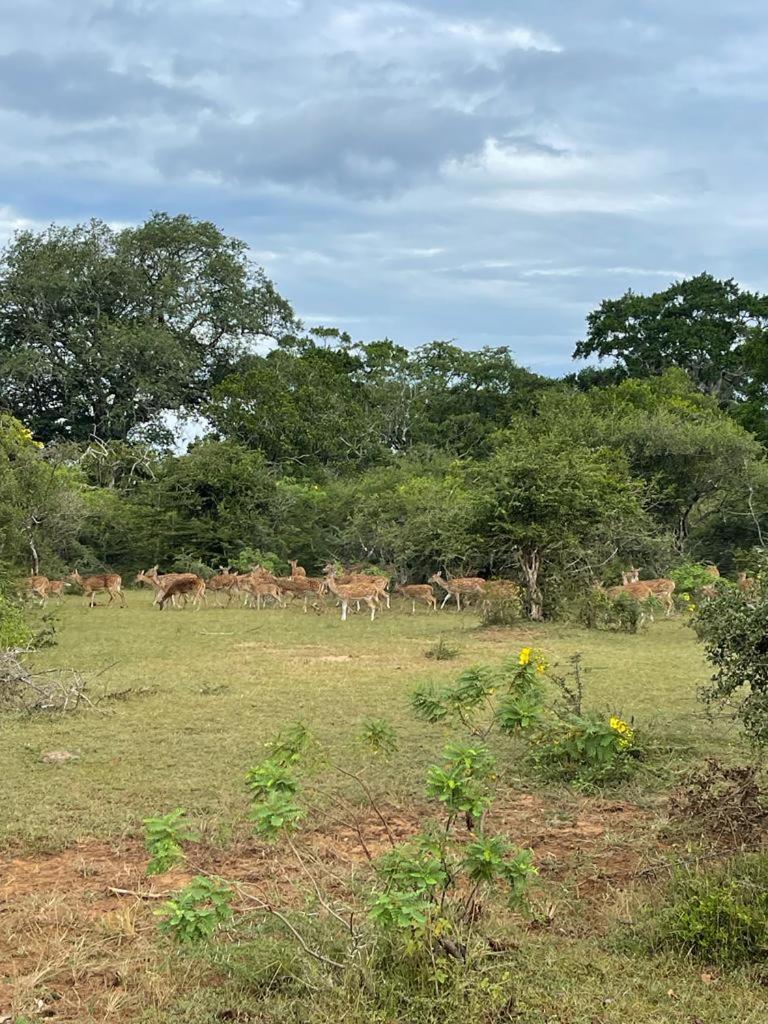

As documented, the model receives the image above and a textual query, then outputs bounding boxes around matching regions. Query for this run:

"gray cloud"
[0,0,766,372]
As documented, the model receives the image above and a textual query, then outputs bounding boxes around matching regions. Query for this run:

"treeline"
[1,214,768,617]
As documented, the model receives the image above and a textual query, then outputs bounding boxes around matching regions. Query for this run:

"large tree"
[0,213,294,443]
[573,273,768,407]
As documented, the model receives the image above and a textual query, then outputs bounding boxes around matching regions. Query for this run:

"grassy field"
[2,593,764,1023]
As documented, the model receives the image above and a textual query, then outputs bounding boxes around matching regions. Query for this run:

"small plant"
[361,718,398,755]
[157,875,234,943]
[647,854,768,967]
[144,808,197,875]
[424,637,460,661]
[571,588,648,634]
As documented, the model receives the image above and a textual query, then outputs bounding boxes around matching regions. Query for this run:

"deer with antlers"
[68,570,126,608]
[428,572,486,611]
[395,583,437,614]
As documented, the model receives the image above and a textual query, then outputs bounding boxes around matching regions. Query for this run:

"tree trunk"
[520,548,543,620]
[27,531,40,575]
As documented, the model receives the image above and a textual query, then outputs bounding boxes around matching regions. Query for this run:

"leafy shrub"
[231,547,285,575]
[693,584,768,746]
[526,712,639,791]
[0,593,34,650]
[480,581,523,627]
[648,855,768,967]
[669,561,722,598]
[569,588,646,634]
[144,808,197,875]
[157,875,234,943]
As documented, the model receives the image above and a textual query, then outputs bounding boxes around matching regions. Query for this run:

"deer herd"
[23,561,757,622]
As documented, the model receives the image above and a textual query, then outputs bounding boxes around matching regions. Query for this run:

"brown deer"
[395,583,437,614]
[428,572,486,611]
[155,573,206,610]
[289,559,307,577]
[68,570,125,608]
[241,574,285,610]
[205,568,242,605]
[623,567,675,617]
[738,571,758,596]
[43,579,68,603]
[323,565,390,609]
[25,575,49,604]
[324,570,381,621]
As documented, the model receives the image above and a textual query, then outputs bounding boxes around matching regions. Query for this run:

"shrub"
[693,584,768,746]
[0,593,34,650]
[527,712,639,791]
[480,581,523,627]
[569,588,647,634]
[648,855,768,967]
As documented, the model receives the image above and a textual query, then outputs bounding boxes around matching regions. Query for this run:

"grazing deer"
[428,572,486,611]
[395,583,437,614]
[622,567,675,616]
[274,574,323,612]
[25,575,49,604]
[155,573,206,610]
[289,559,307,578]
[68,570,125,608]
[324,570,381,621]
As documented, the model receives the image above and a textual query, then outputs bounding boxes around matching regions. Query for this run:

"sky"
[0,0,766,375]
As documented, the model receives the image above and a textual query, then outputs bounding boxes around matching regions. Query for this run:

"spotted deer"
[428,572,486,611]
[68,570,125,608]
[394,583,437,614]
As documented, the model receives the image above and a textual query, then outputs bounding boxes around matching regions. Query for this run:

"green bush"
[480,581,523,627]
[569,588,646,634]
[648,855,768,967]
[526,711,639,791]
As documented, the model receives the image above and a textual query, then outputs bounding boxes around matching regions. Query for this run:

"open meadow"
[2,593,766,1023]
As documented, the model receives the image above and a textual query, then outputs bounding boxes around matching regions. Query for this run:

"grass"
[1,593,764,1023]
[1,594,730,850]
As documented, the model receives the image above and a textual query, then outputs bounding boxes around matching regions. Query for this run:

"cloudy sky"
[0,0,766,374]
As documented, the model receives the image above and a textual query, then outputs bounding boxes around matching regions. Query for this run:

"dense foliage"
[1,214,767,617]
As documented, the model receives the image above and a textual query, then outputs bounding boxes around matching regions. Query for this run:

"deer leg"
[412,600,416,615]
[368,598,376,621]
[341,599,348,622]
[440,592,451,609]
[455,592,461,612]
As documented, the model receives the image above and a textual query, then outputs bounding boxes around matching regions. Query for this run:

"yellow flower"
[534,653,548,674]
[518,648,532,666]
[609,716,634,749]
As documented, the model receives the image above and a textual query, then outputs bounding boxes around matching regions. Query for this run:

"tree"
[0,414,86,573]
[540,371,768,553]
[573,273,768,405]
[0,214,295,443]
[469,433,648,619]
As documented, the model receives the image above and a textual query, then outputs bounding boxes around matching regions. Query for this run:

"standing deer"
[428,572,486,611]
[394,583,437,614]
[68,570,125,608]
[324,570,381,621]
[289,560,307,577]
[623,567,675,617]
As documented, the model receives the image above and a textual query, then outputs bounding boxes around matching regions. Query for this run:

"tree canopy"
[0,213,295,444]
